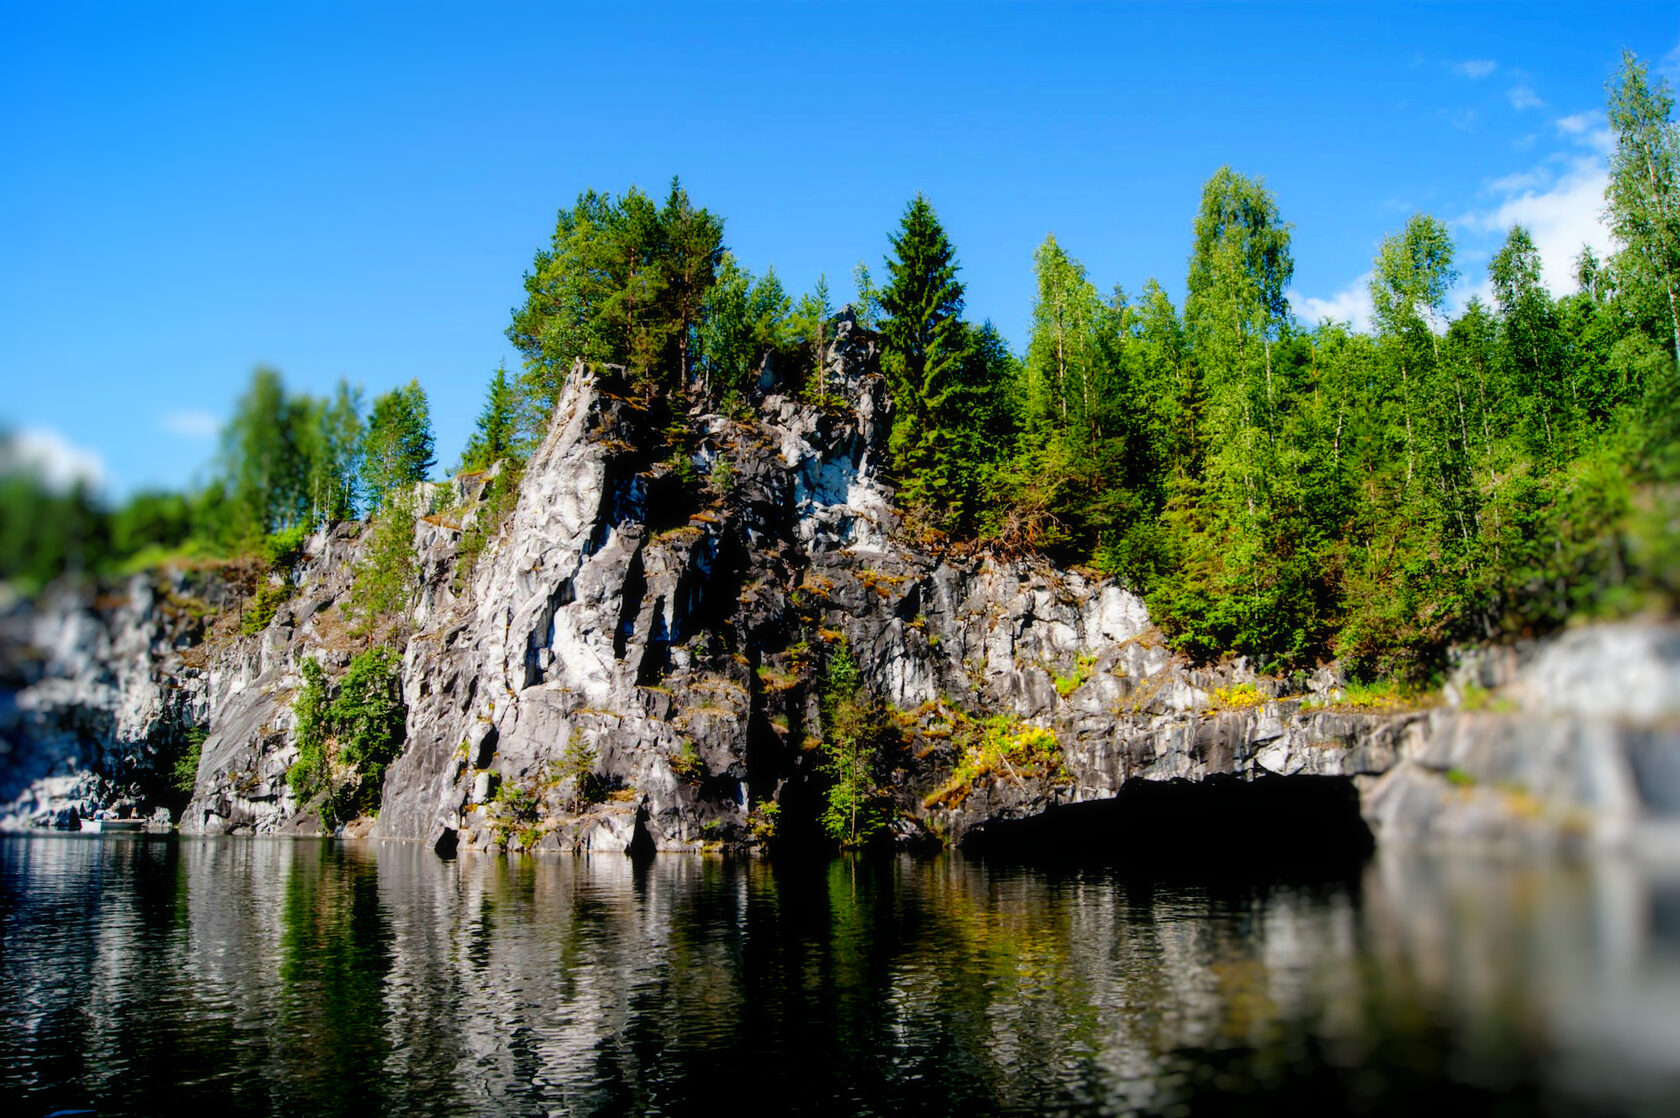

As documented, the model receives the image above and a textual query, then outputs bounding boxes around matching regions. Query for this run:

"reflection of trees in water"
[8,839,1680,1116]
[278,840,393,1115]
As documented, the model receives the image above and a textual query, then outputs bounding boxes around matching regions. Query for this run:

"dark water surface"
[3,836,1679,1117]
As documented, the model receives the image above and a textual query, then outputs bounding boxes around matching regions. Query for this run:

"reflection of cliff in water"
[2,836,1678,1116]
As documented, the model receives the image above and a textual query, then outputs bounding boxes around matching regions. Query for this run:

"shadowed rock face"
[3,312,1678,856]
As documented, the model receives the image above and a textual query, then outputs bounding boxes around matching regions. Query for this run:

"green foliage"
[706,453,734,499]
[287,657,332,808]
[457,363,522,472]
[240,578,290,636]
[851,260,881,330]
[171,726,207,796]
[669,740,703,785]
[262,522,310,568]
[747,800,781,843]
[454,459,523,594]
[240,523,314,635]
[817,644,893,846]
[1052,652,1096,699]
[360,380,435,512]
[490,778,542,849]
[112,490,196,561]
[697,253,792,401]
[788,273,833,396]
[1302,678,1436,713]
[559,734,604,813]
[287,648,406,826]
[878,195,1011,532]
[924,714,1066,810]
[210,368,365,546]
[0,456,108,593]
[1605,50,1680,370]
[333,646,405,775]
[349,492,418,630]
[508,177,725,426]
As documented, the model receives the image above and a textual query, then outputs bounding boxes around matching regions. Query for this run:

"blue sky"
[2,2,1676,498]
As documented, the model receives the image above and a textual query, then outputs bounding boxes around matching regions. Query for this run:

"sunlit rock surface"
[1,310,1676,855]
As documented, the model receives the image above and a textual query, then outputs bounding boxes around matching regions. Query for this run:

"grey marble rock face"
[3,310,1677,856]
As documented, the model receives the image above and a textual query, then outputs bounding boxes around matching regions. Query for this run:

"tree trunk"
[1401,361,1414,486]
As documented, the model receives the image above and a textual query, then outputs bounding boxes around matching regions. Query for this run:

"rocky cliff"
[3,313,1677,858]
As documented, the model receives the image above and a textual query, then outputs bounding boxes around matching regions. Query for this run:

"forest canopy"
[4,55,1677,685]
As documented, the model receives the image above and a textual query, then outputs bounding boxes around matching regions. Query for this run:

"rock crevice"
[3,312,1677,856]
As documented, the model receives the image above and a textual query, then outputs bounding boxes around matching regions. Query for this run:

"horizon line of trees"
[3,51,1676,684]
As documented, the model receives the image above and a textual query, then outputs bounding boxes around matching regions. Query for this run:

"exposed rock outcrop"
[3,312,1677,857]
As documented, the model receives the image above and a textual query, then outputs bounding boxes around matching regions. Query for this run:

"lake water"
[3,835,1678,1116]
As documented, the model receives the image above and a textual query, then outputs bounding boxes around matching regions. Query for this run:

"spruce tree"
[459,363,520,472]
[878,195,980,524]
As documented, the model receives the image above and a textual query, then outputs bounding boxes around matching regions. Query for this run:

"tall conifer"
[878,195,977,521]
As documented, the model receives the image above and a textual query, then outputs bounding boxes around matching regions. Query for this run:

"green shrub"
[1052,652,1096,698]
[707,454,734,498]
[171,726,207,795]
[241,524,313,635]
[924,714,1066,810]
[559,735,604,812]
[349,494,418,630]
[818,644,895,846]
[669,740,703,785]
[455,460,523,594]
[287,647,406,825]
[748,801,780,843]
[1208,682,1264,710]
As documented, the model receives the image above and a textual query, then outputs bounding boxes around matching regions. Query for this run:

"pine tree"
[658,177,725,388]
[789,274,833,397]
[509,182,726,417]
[459,363,520,472]
[851,261,880,329]
[507,190,619,416]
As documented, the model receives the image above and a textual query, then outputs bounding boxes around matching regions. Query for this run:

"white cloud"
[1508,84,1545,111]
[1290,272,1375,333]
[1661,40,1680,83]
[1553,111,1613,155]
[163,410,221,439]
[1450,108,1478,131]
[0,427,108,493]
[1486,168,1551,194]
[1462,154,1612,296]
[1453,59,1498,79]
